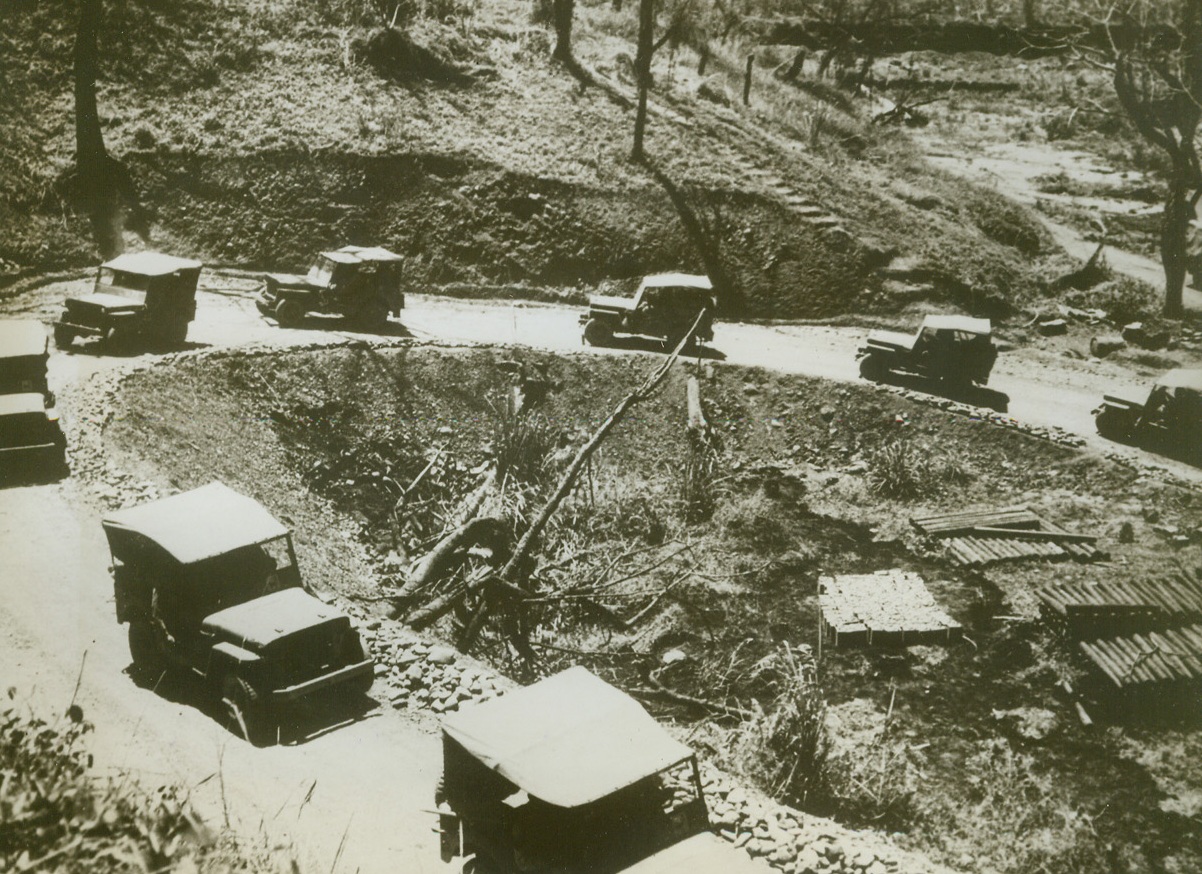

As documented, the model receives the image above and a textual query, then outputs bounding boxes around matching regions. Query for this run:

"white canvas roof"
[0,320,48,358]
[640,273,713,290]
[442,666,694,808]
[0,393,47,416]
[622,833,773,874]
[102,252,202,276]
[102,482,289,565]
[920,315,991,335]
[1157,368,1202,392]
[336,245,403,263]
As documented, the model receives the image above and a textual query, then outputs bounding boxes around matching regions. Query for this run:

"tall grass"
[868,440,972,501]
[491,406,559,489]
[730,644,830,807]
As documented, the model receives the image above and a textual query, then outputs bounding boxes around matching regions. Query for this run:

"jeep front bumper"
[272,658,374,701]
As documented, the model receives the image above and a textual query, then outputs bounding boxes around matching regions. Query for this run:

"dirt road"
[1,273,1198,873]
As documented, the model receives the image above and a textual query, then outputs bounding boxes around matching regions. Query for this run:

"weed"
[730,644,830,807]
[867,440,972,501]
[676,444,720,523]
[491,405,559,488]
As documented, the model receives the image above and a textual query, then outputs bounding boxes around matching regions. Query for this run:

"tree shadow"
[588,334,726,361]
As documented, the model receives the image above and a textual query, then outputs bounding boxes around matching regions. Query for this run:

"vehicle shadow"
[127,665,379,746]
[262,313,416,339]
[56,338,210,358]
[875,371,1010,413]
[589,335,727,361]
[0,459,70,489]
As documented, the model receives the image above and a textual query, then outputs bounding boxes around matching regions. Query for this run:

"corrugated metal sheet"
[1079,625,1202,690]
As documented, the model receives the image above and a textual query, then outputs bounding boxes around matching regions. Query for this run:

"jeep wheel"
[53,324,75,349]
[859,354,889,382]
[1095,407,1131,442]
[222,675,275,746]
[127,621,167,681]
[274,299,305,328]
[583,318,613,347]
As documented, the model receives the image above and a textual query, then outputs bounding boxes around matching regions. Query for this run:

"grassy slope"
[2,0,1055,318]
[107,343,1202,874]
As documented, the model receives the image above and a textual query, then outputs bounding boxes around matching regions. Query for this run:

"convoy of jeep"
[102,482,375,744]
[581,273,716,349]
[256,245,405,328]
[54,252,203,350]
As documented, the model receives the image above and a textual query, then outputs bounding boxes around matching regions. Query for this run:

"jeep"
[436,666,767,874]
[257,245,405,329]
[54,252,202,350]
[858,315,997,386]
[0,393,66,484]
[581,274,716,350]
[0,320,53,405]
[1095,368,1202,463]
[102,482,375,744]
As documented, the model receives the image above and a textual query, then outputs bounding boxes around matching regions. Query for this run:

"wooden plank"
[967,526,1098,543]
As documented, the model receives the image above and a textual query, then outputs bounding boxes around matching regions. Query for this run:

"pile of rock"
[700,766,947,874]
[358,621,513,714]
[884,384,1087,448]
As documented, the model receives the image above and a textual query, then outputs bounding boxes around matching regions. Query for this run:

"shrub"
[867,440,972,501]
[1066,276,1161,325]
[1,696,209,872]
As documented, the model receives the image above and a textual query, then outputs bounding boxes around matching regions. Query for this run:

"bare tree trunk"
[552,0,575,62]
[632,0,654,161]
[72,0,149,258]
[1163,172,1190,319]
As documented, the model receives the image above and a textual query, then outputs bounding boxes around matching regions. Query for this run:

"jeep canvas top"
[102,481,289,565]
[442,665,694,808]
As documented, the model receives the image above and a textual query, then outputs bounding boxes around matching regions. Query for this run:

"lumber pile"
[819,569,961,647]
[1037,576,1202,636]
[911,506,1101,567]
[1079,624,1202,691]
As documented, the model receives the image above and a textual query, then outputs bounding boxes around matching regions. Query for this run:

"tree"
[552,0,575,61]
[631,0,705,161]
[72,0,149,258]
[1083,1,1202,318]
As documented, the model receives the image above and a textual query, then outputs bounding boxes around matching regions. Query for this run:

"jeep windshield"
[95,267,149,303]
[306,257,337,287]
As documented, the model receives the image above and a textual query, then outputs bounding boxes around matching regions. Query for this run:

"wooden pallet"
[912,506,1101,567]
[819,569,960,648]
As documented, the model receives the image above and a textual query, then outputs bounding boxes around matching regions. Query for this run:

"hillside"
[1,0,1056,319]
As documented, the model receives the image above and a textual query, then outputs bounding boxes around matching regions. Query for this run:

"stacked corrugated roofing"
[912,506,1101,567]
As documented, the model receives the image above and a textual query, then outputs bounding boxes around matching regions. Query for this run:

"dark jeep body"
[436,666,767,874]
[54,252,202,350]
[0,393,66,483]
[858,315,997,386]
[0,320,53,403]
[1095,368,1202,462]
[581,274,717,349]
[102,482,374,743]
[256,245,405,329]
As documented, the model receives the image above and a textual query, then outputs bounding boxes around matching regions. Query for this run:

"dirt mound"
[355,27,481,85]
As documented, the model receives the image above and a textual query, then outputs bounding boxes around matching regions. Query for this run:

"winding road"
[1,272,1199,873]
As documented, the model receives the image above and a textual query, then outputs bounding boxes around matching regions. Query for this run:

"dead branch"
[632,666,754,719]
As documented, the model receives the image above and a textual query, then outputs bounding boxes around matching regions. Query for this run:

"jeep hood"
[202,588,348,651]
[866,329,917,351]
[68,293,145,313]
[588,294,635,311]
[265,272,323,290]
